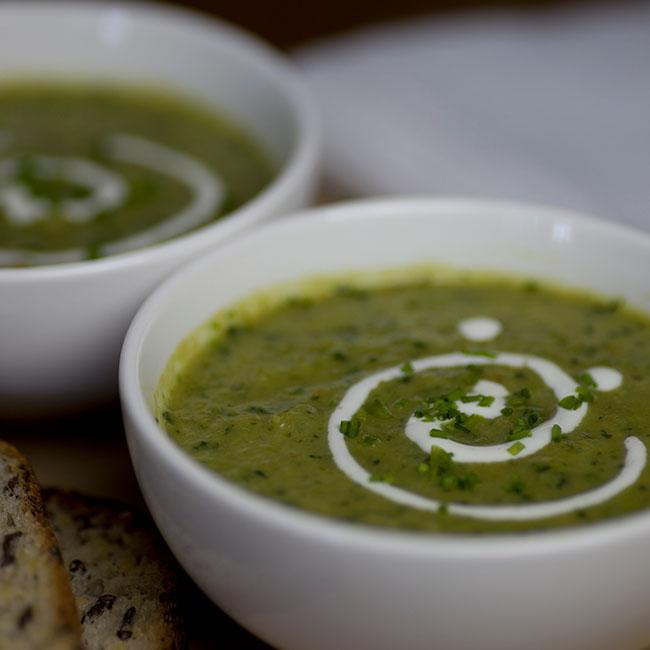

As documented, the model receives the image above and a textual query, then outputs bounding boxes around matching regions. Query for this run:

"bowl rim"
[0,0,321,283]
[120,195,650,558]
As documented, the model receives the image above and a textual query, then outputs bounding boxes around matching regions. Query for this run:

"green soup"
[0,83,273,266]
[158,275,650,534]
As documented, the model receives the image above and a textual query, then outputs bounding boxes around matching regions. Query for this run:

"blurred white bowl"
[121,197,650,650]
[0,1,320,417]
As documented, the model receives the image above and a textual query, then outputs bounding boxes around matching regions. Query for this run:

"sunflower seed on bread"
[43,489,185,650]
[0,441,82,650]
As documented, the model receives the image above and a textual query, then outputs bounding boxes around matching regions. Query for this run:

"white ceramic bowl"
[0,1,320,417]
[121,198,650,650]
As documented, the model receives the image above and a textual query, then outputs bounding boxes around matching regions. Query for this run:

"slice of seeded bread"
[0,441,82,650]
[43,489,185,650]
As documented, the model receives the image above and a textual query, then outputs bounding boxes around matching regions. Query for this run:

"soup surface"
[0,83,273,266]
[159,277,650,533]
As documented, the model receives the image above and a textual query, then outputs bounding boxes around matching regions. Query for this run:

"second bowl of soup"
[121,197,650,650]
[0,1,319,416]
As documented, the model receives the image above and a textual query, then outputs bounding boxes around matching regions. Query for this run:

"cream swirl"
[0,132,224,265]
[327,317,644,521]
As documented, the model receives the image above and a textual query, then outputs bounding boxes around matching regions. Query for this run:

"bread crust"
[43,489,185,650]
[0,441,82,650]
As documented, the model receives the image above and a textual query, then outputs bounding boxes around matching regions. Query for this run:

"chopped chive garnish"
[424,446,479,492]
[506,388,531,408]
[478,395,495,407]
[500,406,513,416]
[559,395,581,410]
[551,424,563,442]
[508,441,525,456]
[429,429,449,439]
[576,386,594,403]
[526,412,539,426]
[401,361,414,375]
[339,419,361,438]
[364,398,393,419]
[447,388,464,402]
[578,372,597,388]
[508,428,531,441]
[429,446,455,475]
[453,413,471,433]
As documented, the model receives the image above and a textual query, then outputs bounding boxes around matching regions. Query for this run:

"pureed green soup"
[158,274,650,534]
[0,83,273,266]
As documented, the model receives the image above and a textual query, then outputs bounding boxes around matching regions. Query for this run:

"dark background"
[160,0,597,48]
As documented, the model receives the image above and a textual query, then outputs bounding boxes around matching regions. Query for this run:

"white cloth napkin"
[295,3,650,229]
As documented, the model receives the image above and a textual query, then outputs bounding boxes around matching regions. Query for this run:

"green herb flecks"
[339,419,361,438]
[559,373,598,410]
[551,424,563,442]
[576,385,594,403]
[578,372,597,388]
[363,398,393,419]
[507,388,531,407]
[559,395,582,410]
[424,446,480,492]
[506,406,539,441]
[508,441,526,456]
[414,384,499,440]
